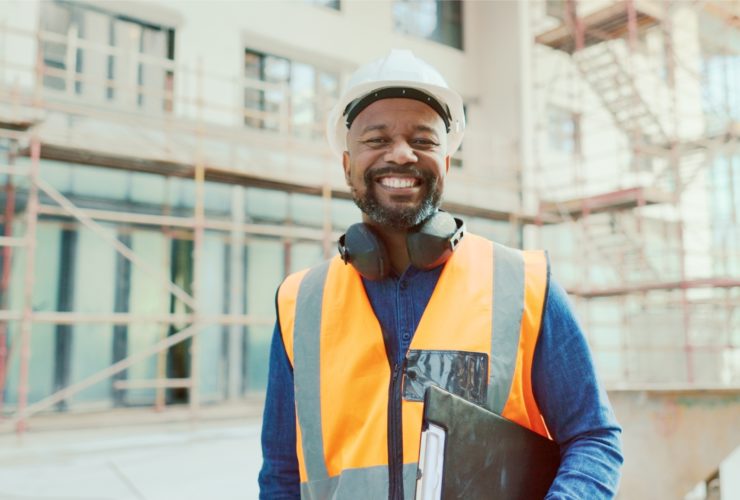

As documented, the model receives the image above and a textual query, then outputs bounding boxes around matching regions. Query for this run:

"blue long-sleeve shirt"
[259,265,623,499]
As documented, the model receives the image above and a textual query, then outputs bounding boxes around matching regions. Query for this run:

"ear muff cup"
[406,211,460,270]
[338,223,390,281]
[338,212,465,280]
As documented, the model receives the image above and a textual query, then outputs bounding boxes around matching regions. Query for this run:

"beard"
[351,165,442,230]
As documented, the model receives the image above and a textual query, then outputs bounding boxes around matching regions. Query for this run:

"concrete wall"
[611,389,740,499]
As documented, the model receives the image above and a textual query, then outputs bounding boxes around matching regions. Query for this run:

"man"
[259,49,623,499]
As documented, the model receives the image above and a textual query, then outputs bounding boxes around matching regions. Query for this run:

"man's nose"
[384,139,417,165]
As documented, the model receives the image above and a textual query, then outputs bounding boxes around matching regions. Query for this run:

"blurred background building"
[0,0,738,498]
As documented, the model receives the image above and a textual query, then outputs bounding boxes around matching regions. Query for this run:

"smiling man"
[343,98,449,272]
[258,50,623,500]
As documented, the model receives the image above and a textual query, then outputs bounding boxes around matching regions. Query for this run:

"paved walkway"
[0,411,262,500]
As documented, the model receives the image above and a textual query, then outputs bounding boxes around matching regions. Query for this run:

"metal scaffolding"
[0,16,526,433]
[0,0,738,434]
[531,0,740,387]
[0,21,337,432]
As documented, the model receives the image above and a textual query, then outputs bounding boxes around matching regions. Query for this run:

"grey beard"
[352,168,442,230]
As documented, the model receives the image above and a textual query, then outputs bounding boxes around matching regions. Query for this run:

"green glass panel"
[126,230,169,405]
[3,223,61,408]
[245,238,283,391]
[68,225,116,406]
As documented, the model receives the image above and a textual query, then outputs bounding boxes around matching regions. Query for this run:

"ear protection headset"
[337,211,465,281]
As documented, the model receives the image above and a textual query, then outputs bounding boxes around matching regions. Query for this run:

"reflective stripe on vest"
[277,234,550,499]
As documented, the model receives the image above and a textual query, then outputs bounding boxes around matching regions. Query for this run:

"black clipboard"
[415,385,561,500]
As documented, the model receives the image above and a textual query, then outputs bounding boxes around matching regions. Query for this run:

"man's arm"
[533,280,624,499]
[258,322,300,499]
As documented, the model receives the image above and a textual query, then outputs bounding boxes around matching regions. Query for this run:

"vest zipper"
[387,357,405,500]
[380,324,405,500]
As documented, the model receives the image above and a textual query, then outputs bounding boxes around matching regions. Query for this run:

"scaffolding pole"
[0,141,17,414]
[189,57,206,416]
[16,135,38,433]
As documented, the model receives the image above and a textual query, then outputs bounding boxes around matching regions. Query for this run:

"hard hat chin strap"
[343,87,452,133]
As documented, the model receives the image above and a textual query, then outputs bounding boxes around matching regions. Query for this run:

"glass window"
[290,241,323,274]
[451,105,466,168]
[547,105,581,155]
[125,229,169,406]
[245,187,289,222]
[3,223,62,407]
[68,226,117,407]
[198,232,229,401]
[245,238,283,391]
[39,2,175,112]
[40,1,71,90]
[244,49,339,139]
[393,0,464,50]
[332,198,362,230]
[304,0,341,10]
[244,49,290,131]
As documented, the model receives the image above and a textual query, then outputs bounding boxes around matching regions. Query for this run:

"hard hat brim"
[326,79,465,159]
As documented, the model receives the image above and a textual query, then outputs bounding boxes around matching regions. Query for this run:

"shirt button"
[399,280,408,290]
[402,332,410,341]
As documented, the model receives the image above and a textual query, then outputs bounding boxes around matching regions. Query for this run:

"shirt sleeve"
[533,280,624,499]
[257,320,300,500]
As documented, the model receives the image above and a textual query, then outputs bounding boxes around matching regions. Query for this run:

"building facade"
[0,0,738,455]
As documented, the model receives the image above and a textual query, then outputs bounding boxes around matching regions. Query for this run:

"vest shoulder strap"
[277,265,313,367]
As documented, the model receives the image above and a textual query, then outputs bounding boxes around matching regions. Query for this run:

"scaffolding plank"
[22,142,343,198]
[539,186,672,219]
[0,100,44,132]
[704,1,740,30]
[535,1,661,53]
[568,277,740,298]
[20,142,539,225]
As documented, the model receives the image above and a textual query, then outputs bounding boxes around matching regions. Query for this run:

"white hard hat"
[326,49,465,158]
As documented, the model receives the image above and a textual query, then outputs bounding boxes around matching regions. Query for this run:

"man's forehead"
[357,123,440,136]
[350,98,446,132]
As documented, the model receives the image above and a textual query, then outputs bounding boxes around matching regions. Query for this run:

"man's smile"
[376,175,422,190]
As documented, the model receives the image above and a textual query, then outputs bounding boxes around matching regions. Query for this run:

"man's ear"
[342,151,351,184]
[445,155,450,174]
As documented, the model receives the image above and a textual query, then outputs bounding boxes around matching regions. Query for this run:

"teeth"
[380,177,417,188]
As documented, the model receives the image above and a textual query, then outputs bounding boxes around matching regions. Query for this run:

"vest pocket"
[402,350,488,406]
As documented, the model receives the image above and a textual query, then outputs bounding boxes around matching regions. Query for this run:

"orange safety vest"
[277,233,550,499]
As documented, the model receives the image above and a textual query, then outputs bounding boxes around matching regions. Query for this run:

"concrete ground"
[0,405,263,500]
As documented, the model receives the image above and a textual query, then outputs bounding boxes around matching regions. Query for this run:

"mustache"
[364,165,431,184]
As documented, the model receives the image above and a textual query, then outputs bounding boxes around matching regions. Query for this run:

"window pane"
[111,19,141,107]
[244,49,339,139]
[198,232,228,401]
[244,50,265,128]
[68,226,117,407]
[547,105,580,155]
[263,56,290,131]
[78,8,110,101]
[3,223,62,407]
[245,239,283,391]
[393,0,463,50]
[40,3,174,112]
[40,2,71,90]
[291,62,316,139]
[139,28,168,112]
[304,0,340,10]
[394,0,438,38]
[126,230,169,405]
[290,241,323,274]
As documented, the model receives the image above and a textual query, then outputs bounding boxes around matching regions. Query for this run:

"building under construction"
[0,0,738,498]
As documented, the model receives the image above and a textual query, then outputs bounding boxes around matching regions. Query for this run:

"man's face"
[342,98,450,230]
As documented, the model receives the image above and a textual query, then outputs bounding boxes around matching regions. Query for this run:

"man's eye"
[413,138,439,147]
[364,137,388,145]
